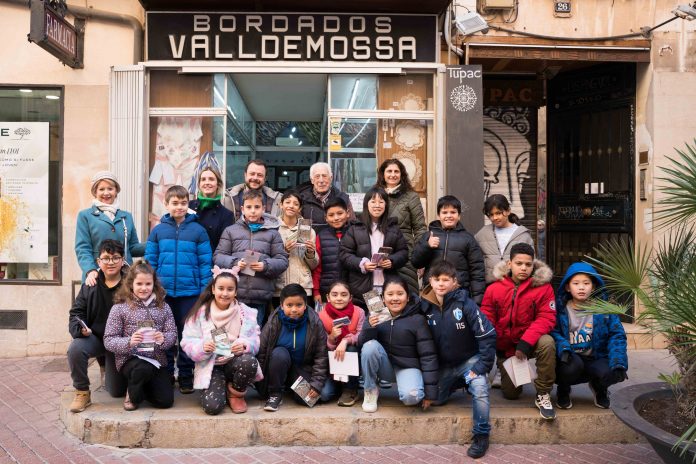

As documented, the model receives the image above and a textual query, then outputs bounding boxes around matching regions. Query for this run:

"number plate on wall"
[554,0,572,17]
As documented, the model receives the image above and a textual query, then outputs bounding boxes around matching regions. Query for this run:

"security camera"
[455,12,490,36]
[673,4,696,20]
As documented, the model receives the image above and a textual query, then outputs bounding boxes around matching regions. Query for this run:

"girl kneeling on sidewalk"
[358,276,439,413]
[181,267,262,415]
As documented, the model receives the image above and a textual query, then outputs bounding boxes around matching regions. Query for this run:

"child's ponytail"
[508,212,521,225]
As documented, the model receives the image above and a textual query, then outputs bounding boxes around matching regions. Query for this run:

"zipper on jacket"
[508,285,519,332]
[443,230,450,260]
[388,319,395,352]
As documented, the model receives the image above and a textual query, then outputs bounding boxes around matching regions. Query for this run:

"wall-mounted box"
[482,0,515,9]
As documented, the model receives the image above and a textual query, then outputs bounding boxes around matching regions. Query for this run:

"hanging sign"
[0,122,50,263]
[28,0,84,69]
[146,13,437,62]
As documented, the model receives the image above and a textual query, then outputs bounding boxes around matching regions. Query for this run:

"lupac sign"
[28,0,83,69]
[146,12,437,62]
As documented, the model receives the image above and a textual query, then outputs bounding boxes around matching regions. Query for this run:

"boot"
[226,384,248,414]
[69,390,91,413]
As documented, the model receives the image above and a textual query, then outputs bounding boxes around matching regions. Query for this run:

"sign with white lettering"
[28,0,83,68]
[146,13,437,62]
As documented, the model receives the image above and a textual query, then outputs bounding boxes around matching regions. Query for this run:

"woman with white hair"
[75,171,145,286]
[297,162,355,231]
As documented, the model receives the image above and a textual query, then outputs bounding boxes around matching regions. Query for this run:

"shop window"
[330,75,377,110]
[0,87,62,283]
[329,75,433,111]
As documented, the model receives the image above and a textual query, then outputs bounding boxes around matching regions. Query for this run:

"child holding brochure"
[181,266,262,415]
[318,281,365,406]
[214,189,289,327]
[103,262,177,411]
[480,243,557,420]
[358,276,438,413]
[256,284,328,412]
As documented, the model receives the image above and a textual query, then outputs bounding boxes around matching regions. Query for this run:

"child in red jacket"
[480,243,557,420]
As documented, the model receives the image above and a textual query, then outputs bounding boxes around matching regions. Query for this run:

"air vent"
[0,310,28,330]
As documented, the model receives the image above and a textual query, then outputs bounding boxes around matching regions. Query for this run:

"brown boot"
[226,384,247,414]
[69,390,91,413]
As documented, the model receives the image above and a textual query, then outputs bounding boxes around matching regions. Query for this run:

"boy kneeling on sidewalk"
[420,260,496,459]
[481,243,558,420]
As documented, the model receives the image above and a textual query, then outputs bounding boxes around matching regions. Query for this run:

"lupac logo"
[450,85,477,112]
[13,127,31,140]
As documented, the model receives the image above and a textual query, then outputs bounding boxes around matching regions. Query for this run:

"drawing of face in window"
[483,116,531,220]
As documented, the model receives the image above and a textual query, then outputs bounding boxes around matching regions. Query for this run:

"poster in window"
[0,122,49,263]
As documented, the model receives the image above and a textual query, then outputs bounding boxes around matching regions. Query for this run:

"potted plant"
[584,140,696,463]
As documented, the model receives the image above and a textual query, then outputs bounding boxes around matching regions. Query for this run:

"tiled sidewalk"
[0,356,661,463]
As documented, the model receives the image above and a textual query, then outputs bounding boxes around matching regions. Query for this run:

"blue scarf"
[276,311,308,366]
[248,222,263,233]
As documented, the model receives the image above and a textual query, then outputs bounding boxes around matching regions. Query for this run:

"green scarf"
[197,192,221,210]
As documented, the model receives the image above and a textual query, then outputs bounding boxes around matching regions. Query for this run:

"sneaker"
[535,393,556,420]
[491,369,502,389]
[264,394,283,412]
[467,434,490,459]
[556,387,573,409]
[179,377,194,394]
[589,382,610,409]
[337,389,359,407]
[379,379,392,389]
[362,388,379,413]
[69,390,91,413]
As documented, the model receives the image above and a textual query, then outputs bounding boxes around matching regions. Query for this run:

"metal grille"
[0,310,28,330]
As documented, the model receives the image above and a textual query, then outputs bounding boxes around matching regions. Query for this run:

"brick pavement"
[0,356,662,463]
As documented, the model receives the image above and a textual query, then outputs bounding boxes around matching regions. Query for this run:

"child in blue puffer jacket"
[145,185,213,393]
[551,262,628,410]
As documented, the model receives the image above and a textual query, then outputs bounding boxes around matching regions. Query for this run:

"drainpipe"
[1,0,143,64]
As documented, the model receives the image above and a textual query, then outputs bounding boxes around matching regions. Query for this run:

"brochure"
[332,316,351,328]
[328,351,359,383]
[76,318,89,331]
[211,327,232,357]
[135,355,161,369]
[502,356,538,388]
[297,219,313,242]
[370,246,393,264]
[239,249,260,276]
[364,290,392,324]
[137,320,156,352]
[290,375,319,407]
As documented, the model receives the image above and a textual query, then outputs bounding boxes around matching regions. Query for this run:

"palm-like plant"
[583,140,696,458]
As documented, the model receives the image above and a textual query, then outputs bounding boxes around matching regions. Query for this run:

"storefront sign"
[28,0,84,69]
[445,65,484,231]
[146,13,437,62]
[484,80,543,106]
[0,122,50,263]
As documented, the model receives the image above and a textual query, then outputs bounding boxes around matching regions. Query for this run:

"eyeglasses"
[98,256,123,264]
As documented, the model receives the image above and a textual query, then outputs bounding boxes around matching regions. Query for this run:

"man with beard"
[223,159,282,220]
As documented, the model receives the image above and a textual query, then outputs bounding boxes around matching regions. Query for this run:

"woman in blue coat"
[75,171,145,286]
[551,262,628,410]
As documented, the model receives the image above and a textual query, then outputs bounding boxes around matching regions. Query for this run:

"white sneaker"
[362,388,379,413]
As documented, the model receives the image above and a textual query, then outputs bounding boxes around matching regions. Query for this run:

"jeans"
[165,295,198,380]
[361,339,424,406]
[556,353,616,392]
[320,345,359,402]
[437,355,491,436]
[121,357,174,408]
[67,334,127,396]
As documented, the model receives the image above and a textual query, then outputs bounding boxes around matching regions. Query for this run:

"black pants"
[200,354,258,415]
[121,357,174,408]
[266,346,312,402]
[556,353,616,393]
[165,295,198,381]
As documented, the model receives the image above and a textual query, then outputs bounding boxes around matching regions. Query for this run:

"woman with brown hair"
[375,159,427,293]
[189,167,234,251]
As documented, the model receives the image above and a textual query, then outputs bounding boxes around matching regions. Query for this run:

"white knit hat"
[90,171,121,196]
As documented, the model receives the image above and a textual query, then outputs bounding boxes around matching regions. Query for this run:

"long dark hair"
[361,187,390,235]
[114,261,166,309]
[185,272,238,323]
[483,194,520,225]
[376,158,414,192]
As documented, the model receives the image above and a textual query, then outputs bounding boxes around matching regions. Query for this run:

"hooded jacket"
[145,213,213,297]
[297,181,355,231]
[551,262,628,370]
[358,299,439,401]
[256,307,328,397]
[339,218,409,303]
[222,184,282,221]
[213,214,289,304]
[68,268,125,340]
[480,260,556,358]
[474,224,534,284]
[420,286,496,375]
[189,198,235,251]
[411,220,486,304]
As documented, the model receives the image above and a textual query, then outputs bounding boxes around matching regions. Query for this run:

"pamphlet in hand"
[328,351,359,383]
[239,249,260,276]
[298,219,313,242]
[76,318,89,331]
[211,327,232,357]
[137,320,156,352]
[502,356,538,388]
[332,316,351,328]
[370,246,393,264]
[364,290,392,324]
[290,375,319,407]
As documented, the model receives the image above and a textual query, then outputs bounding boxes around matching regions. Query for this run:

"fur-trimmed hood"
[492,259,553,287]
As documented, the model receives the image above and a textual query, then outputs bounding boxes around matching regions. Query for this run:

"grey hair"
[310,162,332,178]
